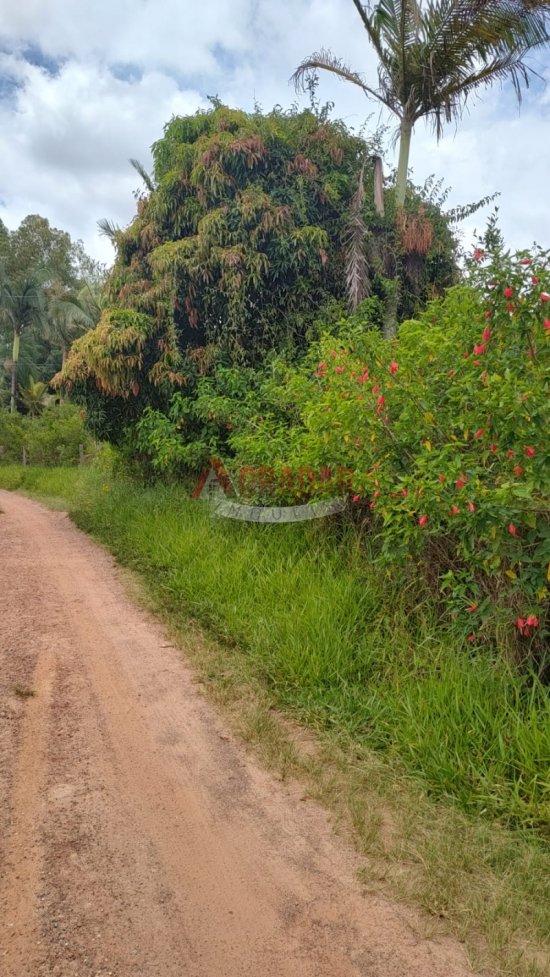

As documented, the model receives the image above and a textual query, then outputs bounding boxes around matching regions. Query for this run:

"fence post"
[22,447,27,467]
[79,443,84,465]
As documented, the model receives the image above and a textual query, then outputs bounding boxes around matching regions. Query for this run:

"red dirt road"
[0,491,475,977]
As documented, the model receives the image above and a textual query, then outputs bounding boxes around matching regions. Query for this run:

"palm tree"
[0,271,46,412]
[294,1,550,211]
[47,283,102,371]
[294,2,550,335]
[18,374,49,416]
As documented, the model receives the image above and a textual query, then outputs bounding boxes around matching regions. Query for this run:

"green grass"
[0,464,81,506]
[1,463,549,975]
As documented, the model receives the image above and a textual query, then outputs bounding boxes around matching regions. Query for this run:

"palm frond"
[291,50,392,110]
[97,218,123,245]
[129,158,155,193]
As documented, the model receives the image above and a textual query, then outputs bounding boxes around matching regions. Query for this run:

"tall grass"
[59,474,548,834]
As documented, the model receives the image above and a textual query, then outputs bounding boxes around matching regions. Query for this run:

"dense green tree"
[0,273,46,412]
[0,216,105,405]
[100,105,457,360]
[60,104,460,443]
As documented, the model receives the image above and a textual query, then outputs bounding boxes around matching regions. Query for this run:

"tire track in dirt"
[1,650,55,973]
[0,491,477,977]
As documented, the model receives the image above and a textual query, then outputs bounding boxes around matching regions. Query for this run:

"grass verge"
[1,463,549,976]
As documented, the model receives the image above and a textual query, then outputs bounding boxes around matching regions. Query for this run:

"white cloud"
[0,0,548,264]
[0,55,204,260]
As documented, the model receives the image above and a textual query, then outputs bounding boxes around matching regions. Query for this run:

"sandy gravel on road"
[0,490,476,977]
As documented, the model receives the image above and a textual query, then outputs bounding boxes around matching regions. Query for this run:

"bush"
[228,246,550,666]
[0,404,94,466]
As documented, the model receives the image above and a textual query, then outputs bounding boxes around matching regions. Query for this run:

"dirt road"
[0,491,475,977]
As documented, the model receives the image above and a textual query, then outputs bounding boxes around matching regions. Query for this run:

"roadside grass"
[0,465,81,508]
[1,464,549,976]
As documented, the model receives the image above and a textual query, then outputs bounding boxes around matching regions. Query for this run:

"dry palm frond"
[343,163,370,311]
[396,207,434,254]
[373,156,385,216]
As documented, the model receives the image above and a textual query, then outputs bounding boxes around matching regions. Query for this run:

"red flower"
[503,287,513,298]
[330,350,338,356]
[467,501,475,513]
[541,292,550,302]
[467,634,475,643]
[456,476,467,489]
[369,501,376,510]
[418,515,428,527]
[377,394,385,407]
[506,302,515,313]
[544,319,550,331]
[507,449,515,458]
[451,505,460,515]
[372,384,380,395]
[482,326,491,342]
[517,615,540,637]
[335,366,344,373]
[521,258,531,265]
[490,443,498,453]
[473,248,485,260]
[473,343,486,355]
[389,361,399,377]
[439,474,445,483]
[484,310,491,319]
[508,523,518,536]
[474,429,484,439]
[352,495,360,503]
[524,446,535,458]
[513,465,524,477]
[467,603,478,613]
[531,276,539,284]
[401,488,408,498]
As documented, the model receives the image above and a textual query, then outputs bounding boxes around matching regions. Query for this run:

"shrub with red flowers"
[230,245,550,663]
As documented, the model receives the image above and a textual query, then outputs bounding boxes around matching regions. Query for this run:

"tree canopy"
[0,215,104,409]
[99,104,457,366]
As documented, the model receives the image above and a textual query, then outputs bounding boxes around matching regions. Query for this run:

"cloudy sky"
[0,0,549,266]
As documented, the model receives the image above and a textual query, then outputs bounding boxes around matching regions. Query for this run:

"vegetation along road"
[0,491,476,977]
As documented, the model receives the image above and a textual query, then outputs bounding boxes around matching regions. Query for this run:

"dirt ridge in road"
[0,491,476,977]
